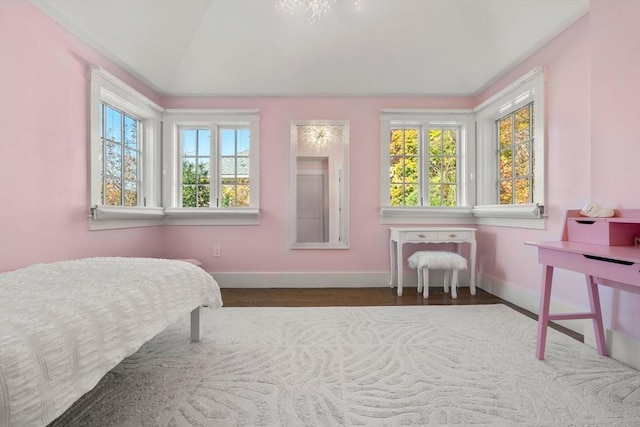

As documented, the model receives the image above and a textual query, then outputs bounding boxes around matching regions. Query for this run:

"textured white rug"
[51,304,639,426]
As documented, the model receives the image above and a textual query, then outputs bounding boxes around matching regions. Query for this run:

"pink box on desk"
[564,210,640,246]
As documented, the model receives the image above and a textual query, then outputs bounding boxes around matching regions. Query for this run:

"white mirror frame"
[290,120,350,249]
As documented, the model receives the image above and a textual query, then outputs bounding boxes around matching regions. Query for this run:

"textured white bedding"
[0,257,223,427]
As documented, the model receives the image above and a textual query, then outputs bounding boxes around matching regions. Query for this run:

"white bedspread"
[0,257,223,427]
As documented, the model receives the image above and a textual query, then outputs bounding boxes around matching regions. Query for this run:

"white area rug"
[51,305,640,426]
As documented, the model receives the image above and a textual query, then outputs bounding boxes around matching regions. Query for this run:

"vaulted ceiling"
[30,0,589,96]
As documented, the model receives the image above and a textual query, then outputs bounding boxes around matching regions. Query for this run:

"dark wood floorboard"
[220,286,583,342]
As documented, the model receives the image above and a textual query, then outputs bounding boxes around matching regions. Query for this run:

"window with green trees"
[181,129,211,207]
[180,127,250,208]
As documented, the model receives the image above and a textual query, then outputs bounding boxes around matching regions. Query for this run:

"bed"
[0,257,223,426]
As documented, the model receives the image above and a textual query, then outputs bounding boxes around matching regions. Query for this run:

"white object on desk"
[389,227,477,296]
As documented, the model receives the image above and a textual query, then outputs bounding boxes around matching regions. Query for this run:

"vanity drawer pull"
[418,234,426,238]
[449,234,457,238]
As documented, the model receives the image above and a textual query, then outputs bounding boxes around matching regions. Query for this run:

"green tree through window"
[180,127,251,208]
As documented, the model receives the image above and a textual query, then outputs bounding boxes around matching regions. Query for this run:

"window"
[389,126,419,206]
[89,67,163,229]
[474,67,545,226]
[180,128,212,207]
[178,126,252,209]
[219,127,251,207]
[100,104,141,206]
[389,126,461,207]
[380,110,475,224]
[427,126,460,207]
[380,68,544,228]
[163,110,260,225]
[497,103,535,205]
[89,70,260,228]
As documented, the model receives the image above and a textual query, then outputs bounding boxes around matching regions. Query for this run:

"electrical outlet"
[213,246,221,257]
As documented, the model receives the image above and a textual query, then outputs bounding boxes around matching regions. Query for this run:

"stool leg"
[451,269,458,299]
[417,265,423,293]
[423,268,430,298]
[444,270,450,293]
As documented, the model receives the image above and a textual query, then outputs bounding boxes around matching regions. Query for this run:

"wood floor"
[220,286,583,342]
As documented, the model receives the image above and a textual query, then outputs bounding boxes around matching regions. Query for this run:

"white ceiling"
[30,0,589,97]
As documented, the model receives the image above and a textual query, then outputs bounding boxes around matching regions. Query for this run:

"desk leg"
[389,239,396,288]
[586,275,609,357]
[536,265,554,360]
[396,242,404,296]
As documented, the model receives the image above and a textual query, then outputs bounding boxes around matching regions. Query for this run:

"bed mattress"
[0,257,223,426]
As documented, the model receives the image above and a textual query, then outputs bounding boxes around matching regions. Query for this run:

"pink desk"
[525,241,640,360]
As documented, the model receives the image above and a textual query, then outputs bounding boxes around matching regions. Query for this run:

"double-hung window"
[380,69,545,228]
[100,104,141,207]
[163,110,260,225]
[380,111,475,224]
[474,67,545,226]
[497,102,535,205]
[89,68,163,229]
[89,71,260,228]
[178,126,251,208]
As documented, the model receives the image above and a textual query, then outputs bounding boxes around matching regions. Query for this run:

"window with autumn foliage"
[380,68,544,227]
[497,103,534,205]
[90,68,163,229]
[389,126,462,208]
[100,103,141,207]
[380,110,475,224]
[473,67,545,226]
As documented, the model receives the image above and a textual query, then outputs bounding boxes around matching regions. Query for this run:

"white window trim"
[379,69,546,229]
[89,71,261,228]
[162,109,261,226]
[474,67,546,228]
[89,67,163,230]
[379,109,476,224]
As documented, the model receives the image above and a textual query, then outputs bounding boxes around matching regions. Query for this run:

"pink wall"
[160,96,474,271]
[590,0,640,208]
[475,0,640,340]
[0,1,164,272]
[1,0,637,341]
[588,0,640,339]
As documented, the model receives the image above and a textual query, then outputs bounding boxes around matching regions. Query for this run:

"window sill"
[379,207,474,225]
[91,206,165,220]
[472,204,545,229]
[89,206,260,229]
[163,208,260,225]
[471,203,543,219]
[380,204,546,229]
[89,206,164,230]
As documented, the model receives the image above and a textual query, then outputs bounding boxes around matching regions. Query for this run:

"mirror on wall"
[290,120,350,249]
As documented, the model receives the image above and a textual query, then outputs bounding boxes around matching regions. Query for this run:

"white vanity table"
[389,227,477,296]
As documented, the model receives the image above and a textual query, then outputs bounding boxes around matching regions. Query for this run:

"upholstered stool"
[407,251,468,299]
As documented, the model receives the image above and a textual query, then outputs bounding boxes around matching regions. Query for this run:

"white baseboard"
[210,269,470,289]
[211,271,391,288]
[583,326,640,371]
[480,272,640,371]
